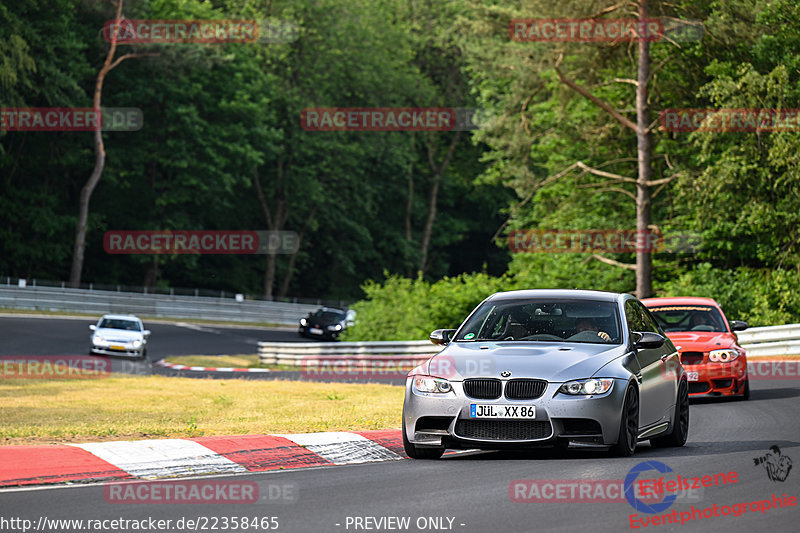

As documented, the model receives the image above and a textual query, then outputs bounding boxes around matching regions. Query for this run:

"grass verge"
[162,354,300,370]
[0,374,403,445]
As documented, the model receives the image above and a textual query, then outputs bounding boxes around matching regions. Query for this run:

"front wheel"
[736,377,750,401]
[402,416,444,459]
[650,380,689,447]
[610,385,639,457]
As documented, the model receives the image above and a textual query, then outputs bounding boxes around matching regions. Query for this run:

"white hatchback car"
[89,314,150,358]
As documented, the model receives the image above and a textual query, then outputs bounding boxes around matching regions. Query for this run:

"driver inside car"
[689,312,716,330]
[575,318,611,341]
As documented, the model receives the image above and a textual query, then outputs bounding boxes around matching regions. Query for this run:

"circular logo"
[500,371,511,377]
[464,333,475,340]
[624,460,677,514]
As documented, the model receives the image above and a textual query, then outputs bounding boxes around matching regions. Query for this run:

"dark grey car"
[402,289,689,459]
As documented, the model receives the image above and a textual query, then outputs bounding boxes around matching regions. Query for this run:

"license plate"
[110,345,126,351]
[309,328,324,335]
[687,371,699,382]
[470,404,535,419]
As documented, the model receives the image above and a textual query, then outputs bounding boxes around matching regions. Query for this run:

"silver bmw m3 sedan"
[402,289,689,459]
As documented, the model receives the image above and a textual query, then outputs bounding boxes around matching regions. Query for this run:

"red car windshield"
[648,305,727,333]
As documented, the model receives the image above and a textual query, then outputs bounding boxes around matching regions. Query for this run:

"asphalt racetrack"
[0,315,408,383]
[1,315,799,532]
[1,379,798,532]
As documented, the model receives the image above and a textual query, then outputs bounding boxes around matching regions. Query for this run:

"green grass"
[162,354,301,370]
[0,374,403,445]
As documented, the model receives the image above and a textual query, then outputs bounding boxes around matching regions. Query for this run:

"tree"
[69,0,155,286]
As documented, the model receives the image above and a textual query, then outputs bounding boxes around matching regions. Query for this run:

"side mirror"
[89,325,96,331]
[632,331,665,350]
[730,320,748,331]
[143,330,151,337]
[430,329,456,346]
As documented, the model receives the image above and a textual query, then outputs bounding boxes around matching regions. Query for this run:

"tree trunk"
[68,0,155,286]
[263,254,277,301]
[69,126,106,287]
[278,205,317,298]
[253,162,289,301]
[635,0,653,299]
[419,131,460,273]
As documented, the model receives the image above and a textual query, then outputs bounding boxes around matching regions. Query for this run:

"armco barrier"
[256,324,800,368]
[0,285,319,325]
[737,324,800,357]
[258,340,441,366]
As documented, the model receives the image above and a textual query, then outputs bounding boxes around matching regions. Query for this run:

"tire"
[402,415,445,459]
[650,380,689,448]
[610,385,639,457]
[737,377,750,401]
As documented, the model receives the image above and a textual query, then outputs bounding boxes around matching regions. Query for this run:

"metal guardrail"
[0,285,320,325]
[258,340,441,366]
[257,324,800,366]
[738,324,800,357]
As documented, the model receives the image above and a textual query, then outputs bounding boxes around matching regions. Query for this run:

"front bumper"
[402,378,628,449]
[684,359,747,397]
[298,327,340,340]
[90,344,144,357]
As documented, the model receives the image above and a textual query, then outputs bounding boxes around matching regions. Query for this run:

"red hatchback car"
[642,297,750,400]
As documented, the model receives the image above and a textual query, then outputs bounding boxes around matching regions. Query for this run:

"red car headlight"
[709,349,740,363]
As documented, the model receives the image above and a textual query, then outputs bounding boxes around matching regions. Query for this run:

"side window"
[637,303,661,334]
[625,300,645,332]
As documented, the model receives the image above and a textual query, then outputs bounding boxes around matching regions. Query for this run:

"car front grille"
[455,420,552,441]
[505,379,547,400]
[463,379,501,399]
[712,379,733,389]
[688,382,710,394]
[681,351,705,365]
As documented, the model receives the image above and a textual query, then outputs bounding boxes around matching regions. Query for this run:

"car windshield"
[647,305,727,333]
[98,319,141,331]
[311,310,346,322]
[455,299,621,344]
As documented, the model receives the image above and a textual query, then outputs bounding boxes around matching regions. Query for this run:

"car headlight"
[559,378,614,395]
[413,376,453,394]
[93,335,106,344]
[300,318,307,326]
[132,340,142,348]
[709,348,740,362]
[327,324,340,331]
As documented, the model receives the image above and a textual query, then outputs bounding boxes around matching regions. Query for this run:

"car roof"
[487,289,622,303]
[640,296,720,307]
[100,314,142,321]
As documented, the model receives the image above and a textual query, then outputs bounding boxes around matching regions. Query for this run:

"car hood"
[94,328,143,341]
[419,342,628,382]
[663,331,737,351]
